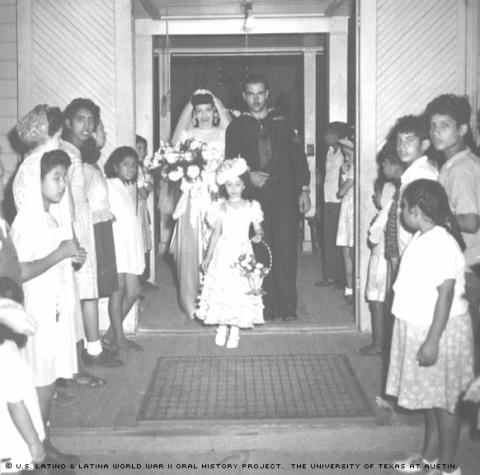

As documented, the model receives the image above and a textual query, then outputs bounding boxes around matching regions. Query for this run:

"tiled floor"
[139,354,373,421]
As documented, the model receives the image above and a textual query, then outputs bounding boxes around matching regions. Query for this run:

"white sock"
[86,340,102,356]
[344,287,353,296]
[229,326,239,339]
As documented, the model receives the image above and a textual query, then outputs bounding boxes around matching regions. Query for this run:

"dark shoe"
[282,314,298,321]
[81,349,124,368]
[69,372,107,388]
[315,278,335,287]
[45,440,80,465]
[142,281,158,289]
[263,309,277,321]
[51,390,78,407]
[356,344,382,356]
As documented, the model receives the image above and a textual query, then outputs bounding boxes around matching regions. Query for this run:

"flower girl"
[196,158,265,349]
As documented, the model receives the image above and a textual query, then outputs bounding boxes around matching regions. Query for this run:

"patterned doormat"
[138,354,373,421]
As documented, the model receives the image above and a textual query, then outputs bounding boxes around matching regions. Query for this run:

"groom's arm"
[225,120,240,160]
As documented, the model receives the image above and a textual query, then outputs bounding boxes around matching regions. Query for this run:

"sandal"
[356,344,382,356]
[70,372,107,388]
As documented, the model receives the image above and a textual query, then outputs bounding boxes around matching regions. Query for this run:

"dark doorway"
[170,55,305,136]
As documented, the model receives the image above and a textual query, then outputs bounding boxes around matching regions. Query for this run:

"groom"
[225,73,311,321]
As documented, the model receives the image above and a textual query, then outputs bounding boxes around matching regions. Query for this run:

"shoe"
[226,327,239,349]
[81,349,124,368]
[356,344,382,356]
[51,391,78,407]
[69,372,107,388]
[392,455,438,473]
[282,314,298,321]
[215,325,228,346]
[44,439,80,465]
[101,337,119,356]
[315,278,335,287]
[142,281,158,289]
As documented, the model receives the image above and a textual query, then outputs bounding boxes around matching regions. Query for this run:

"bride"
[170,89,231,318]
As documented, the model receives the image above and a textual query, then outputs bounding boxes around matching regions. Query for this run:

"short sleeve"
[250,200,264,224]
[444,166,480,216]
[429,232,462,287]
[205,199,225,228]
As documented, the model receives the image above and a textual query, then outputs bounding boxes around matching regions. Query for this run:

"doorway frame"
[134,15,352,323]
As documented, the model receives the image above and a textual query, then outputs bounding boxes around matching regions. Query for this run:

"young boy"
[384,115,439,275]
[426,93,480,374]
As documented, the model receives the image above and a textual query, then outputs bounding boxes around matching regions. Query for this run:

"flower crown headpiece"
[216,157,249,185]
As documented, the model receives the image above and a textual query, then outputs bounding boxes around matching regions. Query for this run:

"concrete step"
[52,417,426,454]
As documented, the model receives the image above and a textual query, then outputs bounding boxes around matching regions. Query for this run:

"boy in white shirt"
[384,115,439,275]
[426,93,480,375]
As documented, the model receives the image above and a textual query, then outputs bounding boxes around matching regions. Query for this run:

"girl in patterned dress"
[386,179,473,475]
[196,158,264,349]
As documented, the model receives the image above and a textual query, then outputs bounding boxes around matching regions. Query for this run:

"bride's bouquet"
[145,139,219,184]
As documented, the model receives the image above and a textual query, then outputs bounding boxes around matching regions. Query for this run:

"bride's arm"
[171,101,194,146]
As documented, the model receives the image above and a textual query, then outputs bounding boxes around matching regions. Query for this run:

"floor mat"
[139,354,373,421]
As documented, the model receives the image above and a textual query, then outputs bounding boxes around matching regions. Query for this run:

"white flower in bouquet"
[186,164,201,180]
[168,167,184,182]
[183,151,194,162]
[189,140,203,150]
[165,151,179,164]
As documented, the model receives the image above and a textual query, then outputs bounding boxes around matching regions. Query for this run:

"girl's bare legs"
[37,383,79,461]
[423,409,440,462]
[121,274,141,320]
[104,273,125,346]
[105,273,142,351]
[36,384,56,436]
[435,408,461,470]
[341,246,354,297]
[358,301,385,355]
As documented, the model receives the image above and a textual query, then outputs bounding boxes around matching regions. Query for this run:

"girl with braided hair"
[386,179,473,475]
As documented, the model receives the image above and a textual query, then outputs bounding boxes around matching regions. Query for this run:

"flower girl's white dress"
[196,199,265,328]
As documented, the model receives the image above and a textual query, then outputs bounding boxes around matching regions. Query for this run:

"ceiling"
[133,0,353,20]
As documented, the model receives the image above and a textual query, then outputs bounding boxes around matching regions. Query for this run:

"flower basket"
[233,240,272,296]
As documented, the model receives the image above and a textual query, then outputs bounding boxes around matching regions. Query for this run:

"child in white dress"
[196,158,264,349]
[103,147,145,353]
[10,149,86,465]
[0,278,45,473]
[386,179,473,475]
